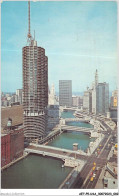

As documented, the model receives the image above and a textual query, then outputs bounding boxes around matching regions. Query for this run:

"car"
[90,177,94,182]
[93,173,96,178]
[92,166,96,171]
[90,172,93,176]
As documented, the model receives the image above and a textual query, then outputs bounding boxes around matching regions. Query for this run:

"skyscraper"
[16,89,23,104]
[59,80,72,107]
[83,89,92,113]
[92,69,99,114]
[23,2,48,142]
[96,82,109,115]
[110,90,118,107]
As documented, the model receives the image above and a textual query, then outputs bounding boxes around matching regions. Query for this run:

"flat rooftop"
[1,105,23,130]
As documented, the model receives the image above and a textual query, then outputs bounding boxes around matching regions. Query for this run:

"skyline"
[1,1,118,92]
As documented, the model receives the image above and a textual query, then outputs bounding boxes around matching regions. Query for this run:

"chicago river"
[1,111,93,189]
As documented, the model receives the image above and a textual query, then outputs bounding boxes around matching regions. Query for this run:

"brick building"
[1,133,11,167]
[1,128,24,167]
[1,105,24,168]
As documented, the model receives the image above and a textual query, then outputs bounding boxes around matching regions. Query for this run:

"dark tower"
[22,1,48,142]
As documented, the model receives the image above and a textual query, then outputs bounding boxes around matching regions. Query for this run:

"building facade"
[1,133,11,167]
[23,39,48,142]
[1,127,24,168]
[47,84,59,131]
[96,82,109,115]
[10,128,24,161]
[83,89,92,113]
[72,96,80,107]
[92,69,98,114]
[47,105,59,131]
[110,90,118,108]
[59,80,72,107]
[16,89,23,104]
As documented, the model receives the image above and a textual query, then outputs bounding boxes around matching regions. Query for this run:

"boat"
[61,164,64,168]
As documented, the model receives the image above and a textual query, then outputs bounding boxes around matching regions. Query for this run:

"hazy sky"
[1,1,118,93]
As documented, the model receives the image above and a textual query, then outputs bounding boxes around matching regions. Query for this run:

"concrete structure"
[109,107,117,122]
[72,96,83,107]
[48,84,58,105]
[16,89,23,104]
[47,84,59,131]
[59,80,72,107]
[110,89,118,108]
[83,88,92,113]
[73,143,78,151]
[103,150,117,189]
[92,90,96,114]
[92,69,99,114]
[47,105,59,131]
[96,82,109,115]
[23,2,48,142]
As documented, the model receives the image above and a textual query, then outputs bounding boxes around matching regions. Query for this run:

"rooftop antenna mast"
[27,1,32,42]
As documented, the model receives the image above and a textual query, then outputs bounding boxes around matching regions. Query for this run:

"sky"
[1,1,118,93]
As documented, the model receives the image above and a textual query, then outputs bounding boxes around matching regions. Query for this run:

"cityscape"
[1,0,118,193]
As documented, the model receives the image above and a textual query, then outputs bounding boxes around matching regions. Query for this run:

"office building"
[23,2,48,141]
[92,69,98,114]
[16,89,23,104]
[47,105,59,131]
[59,80,72,107]
[72,96,80,107]
[83,88,92,113]
[47,84,59,131]
[49,84,57,105]
[110,90,118,108]
[96,82,109,115]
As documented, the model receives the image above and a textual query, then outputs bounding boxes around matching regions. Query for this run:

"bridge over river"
[65,118,90,123]
[61,125,96,137]
[38,125,96,144]
[25,143,88,160]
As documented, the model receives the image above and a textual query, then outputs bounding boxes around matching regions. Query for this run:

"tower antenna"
[34,30,35,40]
[27,1,31,39]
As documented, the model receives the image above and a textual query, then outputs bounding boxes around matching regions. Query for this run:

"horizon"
[1,1,118,92]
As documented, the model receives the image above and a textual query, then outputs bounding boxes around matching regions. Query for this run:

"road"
[27,145,88,161]
[72,124,117,189]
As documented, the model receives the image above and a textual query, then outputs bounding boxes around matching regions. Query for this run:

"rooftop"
[1,105,23,130]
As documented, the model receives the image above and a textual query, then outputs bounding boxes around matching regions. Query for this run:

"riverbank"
[1,152,29,171]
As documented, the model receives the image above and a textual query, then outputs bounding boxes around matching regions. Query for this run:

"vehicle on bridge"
[90,177,94,182]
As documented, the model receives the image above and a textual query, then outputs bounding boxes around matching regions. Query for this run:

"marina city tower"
[22,2,48,142]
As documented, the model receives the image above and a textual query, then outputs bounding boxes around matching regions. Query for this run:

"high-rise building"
[49,84,56,105]
[83,89,92,113]
[59,80,72,107]
[23,2,48,142]
[110,90,118,107]
[72,96,80,107]
[16,89,23,104]
[47,84,59,131]
[92,69,99,114]
[96,82,109,115]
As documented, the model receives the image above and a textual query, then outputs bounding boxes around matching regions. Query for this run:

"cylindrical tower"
[22,40,48,142]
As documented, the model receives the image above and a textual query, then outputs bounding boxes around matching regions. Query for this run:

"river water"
[1,154,72,189]
[1,111,93,189]
[48,111,94,151]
